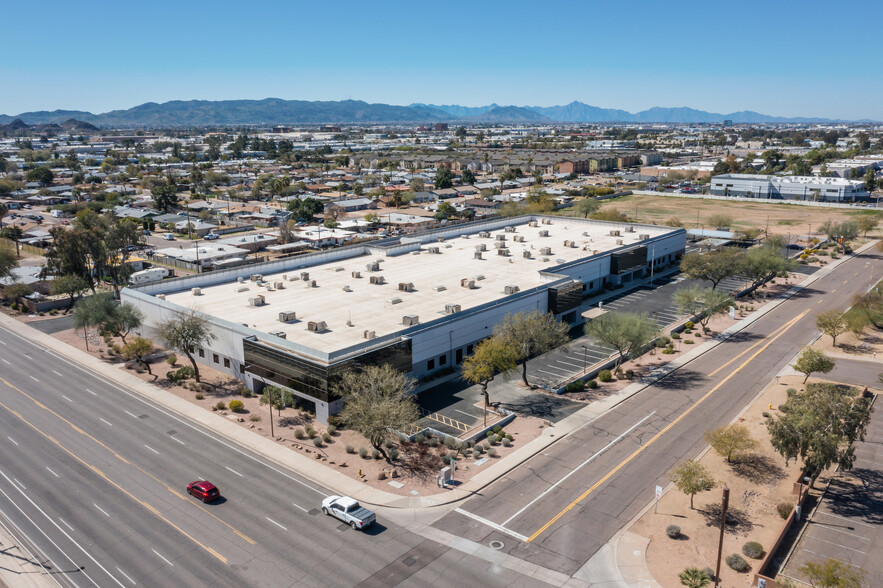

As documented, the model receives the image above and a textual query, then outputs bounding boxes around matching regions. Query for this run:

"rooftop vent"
[563,240,574,248]
[495,234,506,241]
[274,282,284,289]
[366,261,380,272]
[237,276,245,283]
[270,331,287,339]
[300,272,310,281]
[278,311,297,323]
[479,231,490,238]
[352,271,361,279]
[504,226,516,233]
[433,285,447,292]
[388,297,403,305]
[342,285,352,292]
[236,286,249,293]
[541,218,552,225]
[191,287,202,296]
[616,239,623,245]
[625,226,635,233]
[363,330,376,340]
[538,230,549,237]
[369,275,386,285]
[305,280,317,288]
[445,303,461,314]
[475,243,487,251]
[427,246,441,254]
[250,274,262,282]
[398,282,415,292]
[248,295,265,307]
[474,251,483,260]
[528,221,538,227]
[494,241,506,249]
[639,233,650,240]
[402,315,419,326]
[474,275,485,281]
[504,285,520,295]
[307,320,327,332]
[333,267,344,272]
[437,236,445,242]
[156,294,166,300]
[461,278,476,289]
[539,247,552,255]
[497,248,509,256]
[513,235,525,242]
[609,230,620,237]
[523,250,532,259]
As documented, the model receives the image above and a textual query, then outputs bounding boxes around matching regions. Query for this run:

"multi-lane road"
[436,246,883,575]
[0,326,545,587]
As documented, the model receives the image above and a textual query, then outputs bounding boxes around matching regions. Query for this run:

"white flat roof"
[162,219,675,353]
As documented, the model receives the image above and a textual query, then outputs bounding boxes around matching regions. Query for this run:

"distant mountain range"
[0,98,870,127]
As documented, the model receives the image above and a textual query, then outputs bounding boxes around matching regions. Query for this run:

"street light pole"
[582,345,587,373]
[713,487,730,588]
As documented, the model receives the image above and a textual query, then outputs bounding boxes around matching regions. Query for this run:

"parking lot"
[782,404,883,587]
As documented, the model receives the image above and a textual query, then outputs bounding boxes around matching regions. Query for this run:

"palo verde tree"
[122,337,155,376]
[767,382,872,480]
[673,286,732,331]
[572,197,601,218]
[157,309,216,382]
[586,311,659,370]
[815,309,848,347]
[704,424,758,463]
[792,346,836,383]
[334,364,419,460]
[680,247,745,289]
[495,310,570,387]
[461,334,518,422]
[669,459,715,509]
[799,558,864,588]
[72,293,115,351]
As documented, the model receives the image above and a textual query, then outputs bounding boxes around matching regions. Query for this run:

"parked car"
[162,233,175,241]
[321,496,375,530]
[187,480,220,503]
[203,232,219,240]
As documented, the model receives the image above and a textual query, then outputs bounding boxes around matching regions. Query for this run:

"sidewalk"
[0,518,56,588]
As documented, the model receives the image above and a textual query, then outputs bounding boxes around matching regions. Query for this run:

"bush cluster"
[742,541,764,559]
[565,380,586,392]
[598,370,613,382]
[725,553,750,572]
[358,447,368,458]
[777,502,793,519]
[166,365,196,383]
[665,524,681,539]
[228,399,244,413]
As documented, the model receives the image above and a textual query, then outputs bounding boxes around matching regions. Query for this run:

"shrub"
[662,348,675,354]
[684,339,695,344]
[671,332,681,339]
[473,448,482,458]
[586,379,599,389]
[565,380,586,392]
[389,448,400,460]
[305,425,317,438]
[214,401,226,411]
[666,524,681,539]
[166,354,177,366]
[445,437,458,449]
[487,447,497,457]
[345,445,355,454]
[227,400,244,413]
[249,414,260,422]
[486,431,495,438]
[414,434,425,444]
[358,447,368,458]
[195,393,204,400]
[777,502,793,519]
[312,437,323,447]
[372,449,382,460]
[786,388,797,395]
[481,442,490,451]
[493,425,502,434]
[377,470,387,480]
[322,432,332,443]
[762,411,771,418]
[625,369,634,379]
[384,439,395,449]
[685,321,694,329]
[725,553,749,572]
[475,444,485,454]
[598,370,613,382]
[327,424,337,435]
[239,387,253,398]
[167,365,196,383]
[428,437,440,447]
[442,454,455,465]
[502,438,511,447]
[742,541,764,559]
[701,568,715,581]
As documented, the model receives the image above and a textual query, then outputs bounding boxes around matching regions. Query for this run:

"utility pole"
[713,487,730,588]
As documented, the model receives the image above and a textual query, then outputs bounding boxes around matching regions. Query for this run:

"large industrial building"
[123,215,686,422]
[709,174,869,202]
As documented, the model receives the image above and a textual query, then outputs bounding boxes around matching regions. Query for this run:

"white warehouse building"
[122,215,686,423]
[709,174,869,202]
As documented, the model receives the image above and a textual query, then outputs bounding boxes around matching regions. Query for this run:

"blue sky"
[3,0,880,119]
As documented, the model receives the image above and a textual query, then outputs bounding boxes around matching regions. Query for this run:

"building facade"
[709,174,869,202]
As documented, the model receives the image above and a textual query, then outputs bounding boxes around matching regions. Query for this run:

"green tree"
[461,334,518,419]
[157,309,216,382]
[572,197,600,218]
[0,202,7,229]
[409,177,425,192]
[495,311,570,386]
[818,220,858,252]
[816,310,848,347]
[792,346,836,383]
[586,311,659,370]
[670,459,715,509]
[122,336,154,376]
[768,382,872,478]
[101,302,144,343]
[0,242,18,281]
[435,201,457,220]
[855,214,878,236]
[334,365,419,460]
[460,168,476,184]
[287,197,324,221]
[851,291,883,329]
[798,558,864,588]
[26,166,54,184]
[678,567,710,588]
[741,245,792,282]
[72,293,116,351]
[674,286,731,330]
[151,182,178,213]
[680,248,745,289]
[706,214,733,229]
[51,274,90,311]
[435,164,454,189]
[704,424,758,463]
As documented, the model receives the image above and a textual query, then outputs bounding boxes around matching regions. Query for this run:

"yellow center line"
[0,376,256,547]
[525,309,809,543]
[707,315,801,378]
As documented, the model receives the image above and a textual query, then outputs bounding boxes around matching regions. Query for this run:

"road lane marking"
[94,503,111,517]
[52,370,63,377]
[454,508,528,542]
[13,478,26,490]
[125,411,138,418]
[7,436,17,446]
[526,310,810,543]
[265,517,288,531]
[86,388,97,395]
[502,411,657,527]
[116,566,136,585]
[292,502,308,513]
[59,517,74,531]
[0,358,9,365]
[29,376,38,382]
[171,437,185,445]
[226,466,244,477]
[144,444,160,454]
[46,467,59,478]
[707,312,805,377]
[61,395,72,402]
[152,548,174,567]
[99,418,113,426]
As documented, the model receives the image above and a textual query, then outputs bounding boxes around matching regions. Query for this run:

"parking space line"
[810,524,871,541]
[292,502,308,513]
[816,510,876,528]
[805,534,866,554]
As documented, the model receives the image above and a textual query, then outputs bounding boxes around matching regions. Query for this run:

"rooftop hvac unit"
[541,218,551,225]
[593,249,599,255]
[236,286,249,293]
[504,226,516,233]
[250,274,262,282]
[342,285,352,292]
[427,246,440,254]
[495,234,506,241]
[248,295,265,307]
[528,221,538,227]
[305,280,317,288]
[398,282,415,292]
[616,239,623,245]
[237,276,245,283]
[352,271,361,278]
[474,251,483,260]
[282,275,287,280]
[497,248,509,256]
[366,261,380,272]
[270,331,287,339]
[475,243,487,251]
[494,241,506,249]
[513,235,525,242]
[274,282,284,289]
[300,272,310,281]
[334,267,344,272]
[504,285,520,295]
[363,330,376,340]
[278,311,296,323]
[307,320,327,332]
[388,297,403,305]
[474,275,485,280]
[582,232,589,237]
[369,275,385,285]
[402,314,419,326]
[609,230,620,237]
[625,226,635,233]
[461,278,476,289]
[538,230,549,237]
[563,240,573,247]
[539,247,552,255]
[433,285,447,292]
[523,250,532,259]
[437,236,445,242]
[479,231,490,238]
[639,234,650,240]
[445,304,461,314]
[191,287,202,296]
[156,294,166,300]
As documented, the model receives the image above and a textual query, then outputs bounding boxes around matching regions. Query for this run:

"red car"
[187,481,220,503]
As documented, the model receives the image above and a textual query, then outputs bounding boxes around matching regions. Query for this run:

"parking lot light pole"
[582,345,587,373]
[713,487,730,588]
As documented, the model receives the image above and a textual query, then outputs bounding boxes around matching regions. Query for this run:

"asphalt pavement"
[433,245,883,576]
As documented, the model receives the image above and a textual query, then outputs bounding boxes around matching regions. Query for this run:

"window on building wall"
[427,359,435,370]
[213,354,219,364]
[439,354,447,366]
[456,349,463,364]
[224,358,230,368]
[198,348,205,358]
[466,344,474,355]
[239,364,245,374]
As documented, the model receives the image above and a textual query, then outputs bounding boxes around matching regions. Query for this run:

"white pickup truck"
[321,495,376,530]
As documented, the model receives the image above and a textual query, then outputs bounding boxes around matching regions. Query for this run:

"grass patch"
[777,220,797,226]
